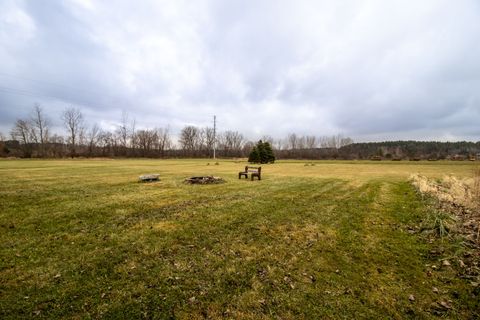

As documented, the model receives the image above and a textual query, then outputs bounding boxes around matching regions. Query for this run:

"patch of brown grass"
[410,172,480,283]
[473,167,480,211]
[410,173,476,212]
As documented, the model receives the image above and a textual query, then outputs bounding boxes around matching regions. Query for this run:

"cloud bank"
[1,0,479,141]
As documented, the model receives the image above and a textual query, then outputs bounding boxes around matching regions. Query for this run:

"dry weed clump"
[473,167,480,210]
[410,173,477,213]
[411,173,480,285]
[410,172,480,242]
[410,175,458,237]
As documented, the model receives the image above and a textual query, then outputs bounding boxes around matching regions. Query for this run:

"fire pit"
[184,176,225,184]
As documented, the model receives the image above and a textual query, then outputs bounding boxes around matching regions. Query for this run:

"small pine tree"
[248,146,259,163]
[248,140,275,164]
[257,140,268,164]
[263,141,275,163]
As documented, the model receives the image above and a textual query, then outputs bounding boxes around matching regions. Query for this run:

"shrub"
[248,141,275,164]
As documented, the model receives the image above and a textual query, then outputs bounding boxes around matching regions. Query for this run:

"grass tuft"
[430,210,456,238]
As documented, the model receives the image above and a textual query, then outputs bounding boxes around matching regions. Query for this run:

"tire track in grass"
[4,167,475,318]
[330,180,475,319]
[136,178,361,318]
[98,178,353,318]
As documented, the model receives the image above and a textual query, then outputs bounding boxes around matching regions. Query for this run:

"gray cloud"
[1,0,479,142]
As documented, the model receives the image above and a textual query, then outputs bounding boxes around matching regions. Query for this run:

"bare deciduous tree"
[31,104,50,157]
[179,125,200,155]
[287,133,298,150]
[50,134,65,157]
[11,119,35,157]
[196,128,206,152]
[297,136,306,149]
[305,135,317,149]
[129,118,137,156]
[87,124,100,157]
[261,135,274,145]
[203,127,215,157]
[318,135,336,148]
[98,130,115,157]
[116,111,129,155]
[155,127,171,157]
[136,129,156,157]
[243,140,255,156]
[62,107,84,158]
[221,130,244,157]
[340,136,354,147]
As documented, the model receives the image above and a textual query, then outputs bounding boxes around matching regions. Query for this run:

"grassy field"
[0,159,478,319]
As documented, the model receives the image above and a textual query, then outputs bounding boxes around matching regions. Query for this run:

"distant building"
[451,154,466,161]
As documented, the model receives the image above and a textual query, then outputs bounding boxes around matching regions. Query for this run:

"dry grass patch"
[473,167,480,210]
[410,172,480,297]
[151,221,178,231]
[410,173,477,212]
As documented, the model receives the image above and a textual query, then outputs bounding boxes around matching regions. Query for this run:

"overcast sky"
[1,0,479,142]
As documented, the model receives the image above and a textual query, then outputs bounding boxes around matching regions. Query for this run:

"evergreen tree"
[248,146,259,163]
[263,141,275,163]
[257,140,267,163]
[248,140,275,164]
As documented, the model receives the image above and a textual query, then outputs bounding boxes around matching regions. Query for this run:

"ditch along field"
[0,159,478,319]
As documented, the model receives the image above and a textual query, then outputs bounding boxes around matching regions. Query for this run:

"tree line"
[338,141,480,160]
[0,105,355,159]
[1,105,479,160]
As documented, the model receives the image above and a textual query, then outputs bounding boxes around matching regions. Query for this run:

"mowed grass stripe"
[1,159,478,319]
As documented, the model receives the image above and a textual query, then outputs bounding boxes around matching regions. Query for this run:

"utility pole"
[213,115,216,159]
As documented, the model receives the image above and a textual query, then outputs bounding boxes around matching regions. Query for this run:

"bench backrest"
[245,166,261,173]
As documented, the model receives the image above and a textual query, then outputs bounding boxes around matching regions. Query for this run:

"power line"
[0,72,103,97]
[0,86,63,101]
[0,85,121,112]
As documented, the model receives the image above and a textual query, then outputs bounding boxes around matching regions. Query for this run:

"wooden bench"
[238,166,261,181]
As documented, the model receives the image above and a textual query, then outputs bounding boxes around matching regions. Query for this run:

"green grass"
[0,159,478,319]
